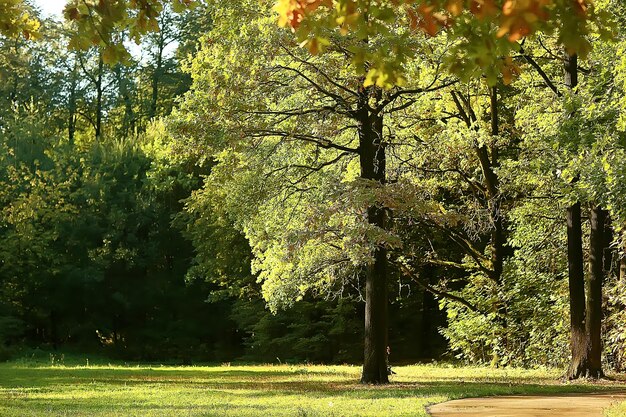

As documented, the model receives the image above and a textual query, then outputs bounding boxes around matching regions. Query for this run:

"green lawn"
[605,399,626,417]
[0,359,624,416]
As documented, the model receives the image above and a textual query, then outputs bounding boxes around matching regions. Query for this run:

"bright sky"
[31,0,176,60]
[33,0,66,19]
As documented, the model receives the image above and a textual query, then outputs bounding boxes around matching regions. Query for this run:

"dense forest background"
[2,0,626,375]
[0,2,446,364]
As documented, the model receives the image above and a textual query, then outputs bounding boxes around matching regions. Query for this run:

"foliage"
[0,0,39,39]
[441,259,569,367]
[231,298,363,363]
[275,0,615,87]
[62,0,196,63]
[605,276,626,371]
[1,0,626,377]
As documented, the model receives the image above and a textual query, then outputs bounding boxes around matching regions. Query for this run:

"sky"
[33,0,66,19]
[30,0,177,60]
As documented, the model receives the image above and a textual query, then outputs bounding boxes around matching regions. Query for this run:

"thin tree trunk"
[68,65,77,146]
[488,86,504,284]
[452,85,507,360]
[489,86,509,358]
[95,55,104,140]
[621,243,626,281]
[115,66,136,137]
[358,85,388,384]
[603,216,613,273]
[149,31,164,121]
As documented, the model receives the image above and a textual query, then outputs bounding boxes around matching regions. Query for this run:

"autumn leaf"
[64,6,80,21]
[411,4,449,37]
[501,56,520,85]
[469,0,498,18]
[275,0,329,29]
[497,0,549,41]
[446,0,464,17]
[573,0,589,16]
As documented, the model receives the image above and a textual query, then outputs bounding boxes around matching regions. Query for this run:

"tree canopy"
[275,0,614,86]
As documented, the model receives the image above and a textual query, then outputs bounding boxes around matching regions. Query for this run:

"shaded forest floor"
[1,359,625,416]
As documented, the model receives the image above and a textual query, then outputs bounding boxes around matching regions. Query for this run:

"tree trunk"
[68,66,77,146]
[488,86,504,285]
[603,215,613,274]
[453,85,508,360]
[459,86,503,284]
[485,85,509,358]
[149,31,164,121]
[621,243,626,281]
[564,53,578,90]
[115,66,136,137]
[585,205,606,378]
[563,52,593,380]
[567,202,589,379]
[358,85,388,384]
[95,55,104,140]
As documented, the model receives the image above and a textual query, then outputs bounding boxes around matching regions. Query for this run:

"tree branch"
[275,64,354,114]
[379,78,458,111]
[280,45,359,98]
[397,262,487,315]
[248,129,359,154]
[518,48,561,97]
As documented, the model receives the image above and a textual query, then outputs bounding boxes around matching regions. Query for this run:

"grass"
[1,357,625,416]
[606,399,626,417]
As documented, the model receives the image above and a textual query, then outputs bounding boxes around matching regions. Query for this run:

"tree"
[275,0,611,87]
[0,9,224,360]
[169,0,463,383]
[62,0,195,63]
[507,20,623,377]
[562,51,591,379]
[143,5,183,121]
[561,37,614,380]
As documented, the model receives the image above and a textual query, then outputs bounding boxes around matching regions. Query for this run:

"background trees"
[1,0,626,385]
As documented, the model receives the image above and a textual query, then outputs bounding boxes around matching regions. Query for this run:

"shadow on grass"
[1,365,625,397]
[2,366,626,417]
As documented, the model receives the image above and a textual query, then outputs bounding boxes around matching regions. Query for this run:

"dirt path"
[428,392,626,417]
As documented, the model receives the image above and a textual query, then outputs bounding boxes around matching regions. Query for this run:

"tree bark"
[585,205,607,378]
[488,86,504,285]
[358,85,388,384]
[567,202,589,379]
[603,215,613,274]
[563,52,594,380]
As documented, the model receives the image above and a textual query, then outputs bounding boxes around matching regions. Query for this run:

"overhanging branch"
[397,262,487,315]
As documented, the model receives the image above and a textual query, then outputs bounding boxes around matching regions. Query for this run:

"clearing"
[0,360,625,416]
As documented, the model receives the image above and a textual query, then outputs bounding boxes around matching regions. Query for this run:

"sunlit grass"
[1,359,624,416]
[605,400,626,417]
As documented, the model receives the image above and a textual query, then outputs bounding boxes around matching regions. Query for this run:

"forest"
[1,0,626,394]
